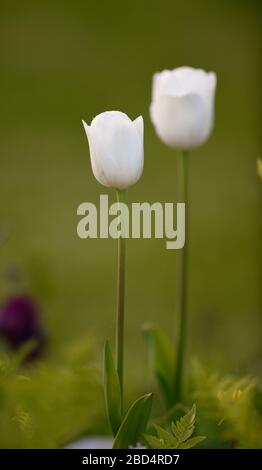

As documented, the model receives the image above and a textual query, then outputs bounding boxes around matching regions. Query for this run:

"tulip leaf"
[103,341,122,436]
[143,324,174,406]
[113,393,153,449]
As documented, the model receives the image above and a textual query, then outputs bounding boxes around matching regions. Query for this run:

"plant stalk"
[174,150,188,403]
[116,189,126,414]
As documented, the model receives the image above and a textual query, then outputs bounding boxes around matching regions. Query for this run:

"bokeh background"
[0,0,261,433]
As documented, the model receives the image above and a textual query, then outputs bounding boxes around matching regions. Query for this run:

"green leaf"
[145,435,167,449]
[103,341,122,436]
[180,436,206,449]
[145,404,206,449]
[171,404,196,443]
[143,324,174,406]
[154,424,178,447]
[113,393,153,449]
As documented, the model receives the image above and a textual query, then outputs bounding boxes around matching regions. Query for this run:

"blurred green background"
[0,0,261,397]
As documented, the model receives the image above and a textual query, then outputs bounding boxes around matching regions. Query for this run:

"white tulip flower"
[82,111,146,427]
[150,67,217,150]
[82,111,144,190]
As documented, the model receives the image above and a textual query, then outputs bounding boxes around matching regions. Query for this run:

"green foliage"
[145,404,205,449]
[143,324,174,406]
[0,337,103,448]
[191,363,262,448]
[113,393,153,449]
[103,341,122,435]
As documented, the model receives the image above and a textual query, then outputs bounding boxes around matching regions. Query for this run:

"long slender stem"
[174,150,188,403]
[116,189,126,414]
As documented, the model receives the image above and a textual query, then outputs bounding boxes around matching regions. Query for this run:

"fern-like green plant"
[145,404,205,449]
[0,336,104,448]
[191,362,262,448]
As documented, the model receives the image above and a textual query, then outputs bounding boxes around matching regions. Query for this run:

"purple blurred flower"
[0,295,44,358]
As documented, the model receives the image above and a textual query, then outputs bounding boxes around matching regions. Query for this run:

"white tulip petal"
[82,119,91,139]
[82,111,144,190]
[150,93,210,150]
[153,67,216,100]
[207,72,217,94]
[133,115,144,141]
[150,66,217,149]
[82,120,110,187]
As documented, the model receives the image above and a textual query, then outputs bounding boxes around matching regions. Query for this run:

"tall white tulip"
[82,111,144,190]
[149,67,217,405]
[150,67,216,150]
[82,110,145,421]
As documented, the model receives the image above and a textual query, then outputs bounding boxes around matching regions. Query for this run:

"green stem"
[116,189,126,414]
[174,150,188,403]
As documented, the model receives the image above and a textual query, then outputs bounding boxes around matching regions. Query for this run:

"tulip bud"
[82,111,144,190]
[0,295,44,359]
[150,67,217,150]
